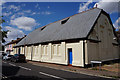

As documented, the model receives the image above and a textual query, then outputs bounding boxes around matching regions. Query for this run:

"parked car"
[2,53,7,59]
[2,52,10,59]
[11,54,26,63]
[3,54,13,60]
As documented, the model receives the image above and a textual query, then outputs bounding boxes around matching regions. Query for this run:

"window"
[61,18,69,24]
[41,26,46,30]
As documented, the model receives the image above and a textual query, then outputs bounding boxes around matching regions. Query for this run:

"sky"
[1,1,120,43]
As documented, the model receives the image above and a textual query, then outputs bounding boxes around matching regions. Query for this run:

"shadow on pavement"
[2,62,116,80]
[2,65,20,77]
[2,65,54,80]
[2,76,115,80]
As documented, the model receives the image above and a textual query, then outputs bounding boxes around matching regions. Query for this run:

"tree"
[0,16,9,43]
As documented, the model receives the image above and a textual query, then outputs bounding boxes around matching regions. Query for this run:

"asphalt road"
[2,60,116,80]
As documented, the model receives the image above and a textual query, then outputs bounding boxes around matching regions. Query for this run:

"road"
[2,60,116,80]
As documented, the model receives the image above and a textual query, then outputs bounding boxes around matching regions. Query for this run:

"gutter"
[14,37,87,48]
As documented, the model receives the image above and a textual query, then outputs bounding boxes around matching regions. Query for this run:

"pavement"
[29,61,120,79]
[2,60,118,80]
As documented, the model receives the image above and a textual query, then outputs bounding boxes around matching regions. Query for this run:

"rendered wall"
[87,13,120,64]
[16,41,84,67]
[25,46,32,60]
[38,42,67,65]
[66,41,84,67]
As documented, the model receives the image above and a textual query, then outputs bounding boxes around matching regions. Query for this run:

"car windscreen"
[8,55,12,57]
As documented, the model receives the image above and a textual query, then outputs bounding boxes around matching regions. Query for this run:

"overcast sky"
[1,0,119,43]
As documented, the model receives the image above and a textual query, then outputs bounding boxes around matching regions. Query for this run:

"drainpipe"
[83,40,86,67]
[31,46,33,61]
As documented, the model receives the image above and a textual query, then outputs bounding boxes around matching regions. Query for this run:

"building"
[0,30,2,51]
[5,36,26,55]
[14,8,119,67]
[116,29,120,44]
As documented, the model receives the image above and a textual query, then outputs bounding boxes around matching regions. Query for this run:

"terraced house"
[5,36,26,55]
[14,8,119,67]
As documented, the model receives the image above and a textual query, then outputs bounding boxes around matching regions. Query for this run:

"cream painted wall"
[87,13,120,64]
[26,46,32,60]
[15,41,84,67]
[66,41,84,67]
[32,45,40,61]
[13,13,119,67]
[39,42,67,65]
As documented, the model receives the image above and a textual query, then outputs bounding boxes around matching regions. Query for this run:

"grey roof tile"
[15,8,102,47]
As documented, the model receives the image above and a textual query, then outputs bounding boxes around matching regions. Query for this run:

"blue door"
[68,49,72,65]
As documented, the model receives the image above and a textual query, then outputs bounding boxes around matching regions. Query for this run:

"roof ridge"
[5,36,26,45]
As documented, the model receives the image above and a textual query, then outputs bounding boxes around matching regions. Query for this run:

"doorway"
[68,48,73,65]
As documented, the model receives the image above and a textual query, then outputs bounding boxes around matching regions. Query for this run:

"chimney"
[24,35,27,37]
[17,38,20,40]
[96,4,98,8]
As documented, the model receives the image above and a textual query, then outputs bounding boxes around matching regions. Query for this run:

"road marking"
[2,74,8,79]
[2,61,7,63]
[9,63,16,66]
[19,66,31,71]
[39,72,66,80]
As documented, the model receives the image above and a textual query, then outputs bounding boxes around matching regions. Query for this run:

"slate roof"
[5,36,26,46]
[15,8,103,47]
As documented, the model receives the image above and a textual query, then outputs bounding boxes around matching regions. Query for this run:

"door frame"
[68,48,73,65]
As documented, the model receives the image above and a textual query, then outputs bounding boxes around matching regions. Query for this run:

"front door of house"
[68,48,72,65]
